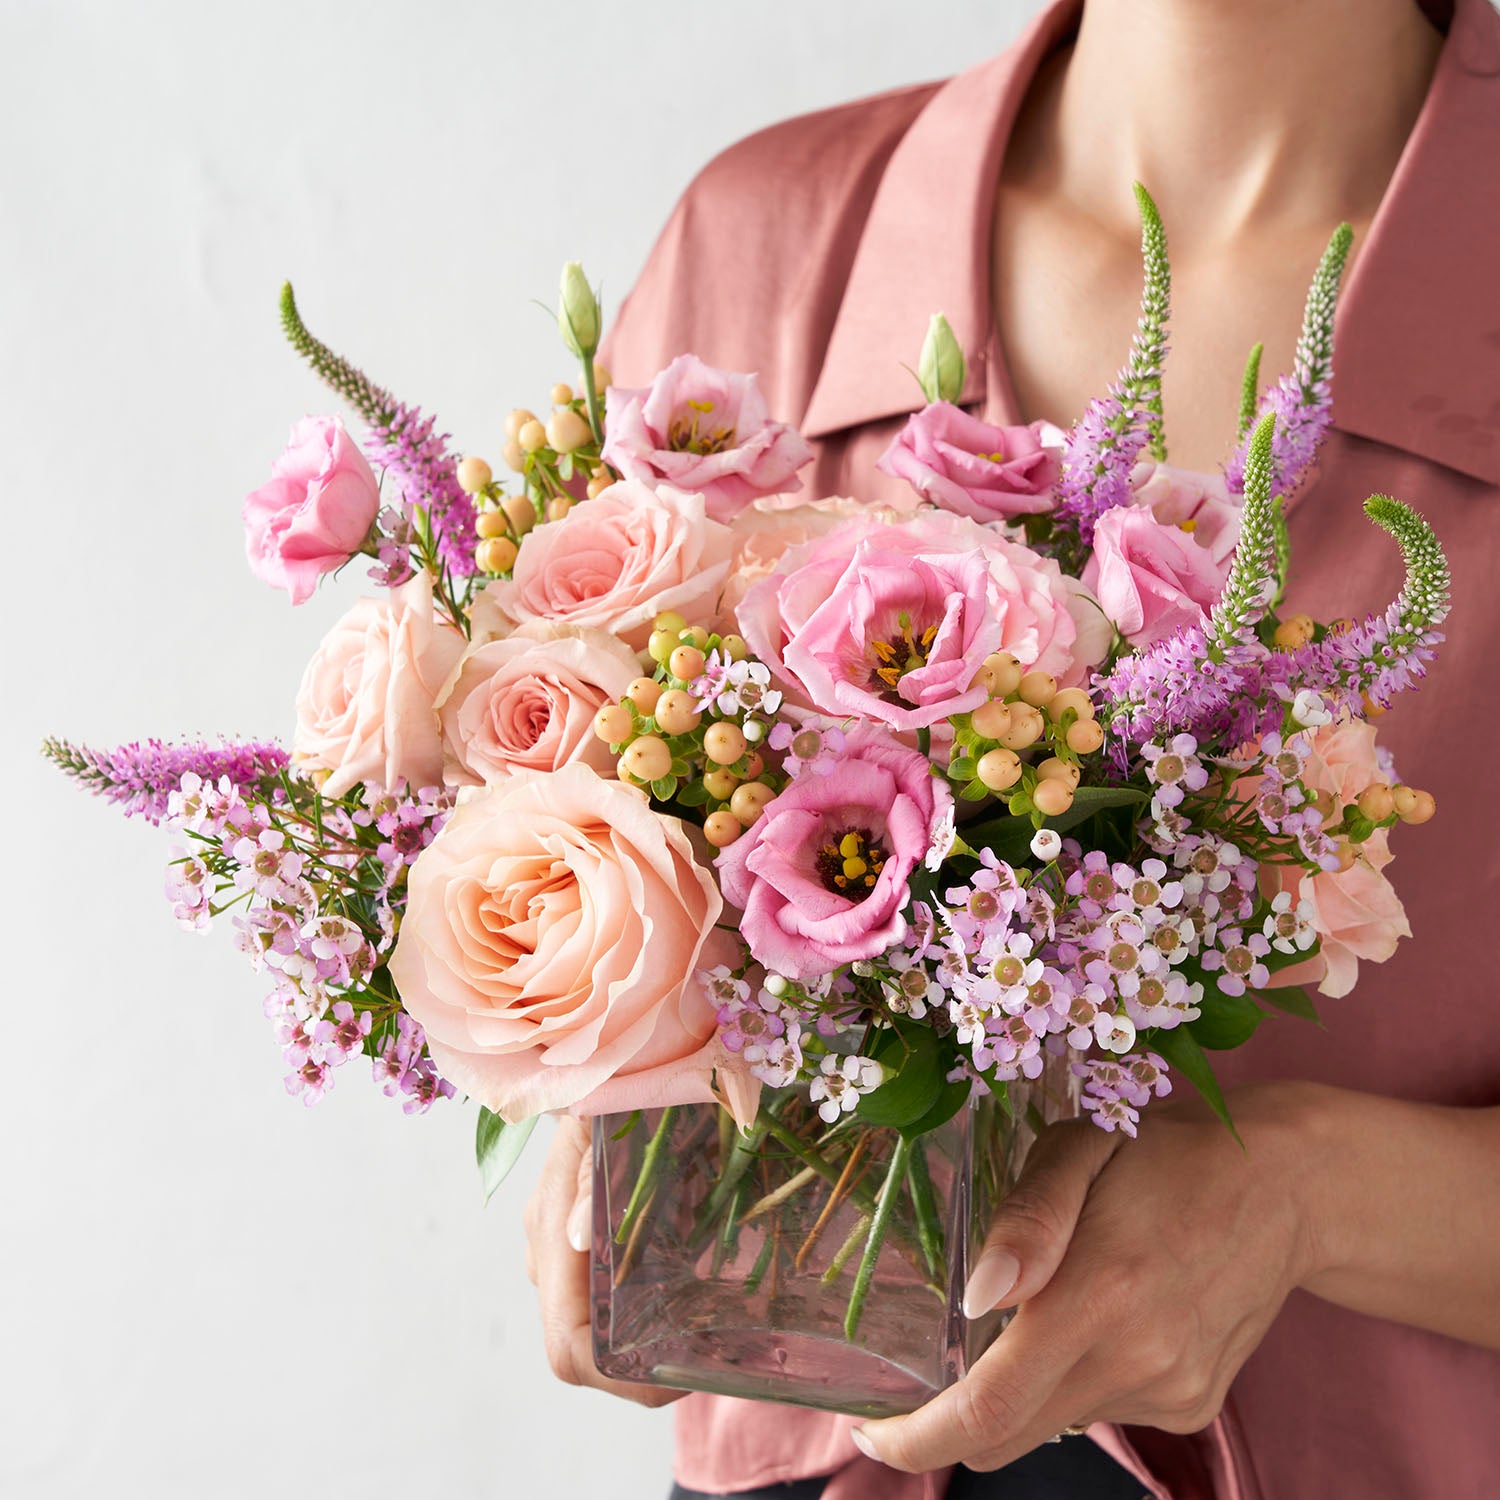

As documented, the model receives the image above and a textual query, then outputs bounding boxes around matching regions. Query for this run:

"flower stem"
[905,1143,946,1284]
[844,1134,912,1343]
[613,1105,678,1247]
[821,1214,873,1287]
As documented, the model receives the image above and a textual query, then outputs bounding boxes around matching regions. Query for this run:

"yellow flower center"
[667,398,737,455]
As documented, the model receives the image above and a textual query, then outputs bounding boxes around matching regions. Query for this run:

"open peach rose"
[292,574,465,798]
[1260,717,1411,998]
[388,764,757,1124]
[436,621,641,785]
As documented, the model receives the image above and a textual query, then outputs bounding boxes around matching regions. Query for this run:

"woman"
[526,0,1500,1495]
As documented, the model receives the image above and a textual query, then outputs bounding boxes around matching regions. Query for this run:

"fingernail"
[963,1248,1020,1319]
[850,1426,882,1463]
[566,1193,592,1253]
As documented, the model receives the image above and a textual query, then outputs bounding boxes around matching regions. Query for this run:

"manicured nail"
[566,1193,592,1253]
[851,1426,881,1463]
[963,1248,1020,1319]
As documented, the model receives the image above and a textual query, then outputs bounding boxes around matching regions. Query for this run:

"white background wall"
[0,3,1043,1497]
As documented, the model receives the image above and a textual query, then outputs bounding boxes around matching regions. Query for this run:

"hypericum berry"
[970,699,1013,739]
[669,645,706,682]
[1033,778,1074,817]
[456,455,493,493]
[593,704,632,743]
[1356,783,1395,821]
[550,382,574,405]
[998,704,1045,750]
[729,782,775,825]
[545,496,572,522]
[475,536,518,574]
[976,747,1022,792]
[702,768,738,801]
[654,689,701,735]
[704,723,747,766]
[627,677,663,713]
[1048,687,1095,723]
[719,634,749,662]
[546,408,592,454]
[1036,757,1080,788]
[974,651,1023,697]
[502,492,537,537]
[704,809,742,847]
[586,474,613,499]
[1398,788,1436,824]
[654,610,688,634]
[647,630,678,665]
[517,419,548,454]
[504,408,537,441]
[623,736,672,782]
[1017,670,1058,708]
[1066,718,1104,754]
[475,510,509,540]
[502,440,526,472]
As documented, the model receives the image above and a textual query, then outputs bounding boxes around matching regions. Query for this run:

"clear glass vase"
[590,1060,1078,1417]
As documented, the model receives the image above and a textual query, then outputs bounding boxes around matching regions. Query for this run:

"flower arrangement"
[46,186,1448,1413]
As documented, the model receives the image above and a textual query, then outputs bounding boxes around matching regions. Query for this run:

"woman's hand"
[524,1117,684,1408]
[853,1082,1325,1472]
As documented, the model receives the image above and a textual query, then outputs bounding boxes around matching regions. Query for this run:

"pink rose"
[716,731,952,979]
[388,764,755,1123]
[436,621,641,785]
[877,404,1060,522]
[243,415,380,605]
[1083,504,1228,647]
[736,510,1108,730]
[1129,460,1242,571]
[1259,717,1411,998]
[472,479,733,650]
[720,496,876,620]
[293,574,465,798]
[601,354,814,522]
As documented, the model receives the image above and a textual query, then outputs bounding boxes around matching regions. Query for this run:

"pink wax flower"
[471,479,733,651]
[243,415,381,605]
[388,764,757,1126]
[876,403,1060,522]
[716,729,954,979]
[601,354,813,522]
[736,510,1108,731]
[1129,459,1242,570]
[1083,504,1229,648]
[292,573,465,798]
[436,620,640,785]
[1256,717,1411,998]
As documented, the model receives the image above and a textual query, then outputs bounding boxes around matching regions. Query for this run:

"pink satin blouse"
[603,1,1500,1495]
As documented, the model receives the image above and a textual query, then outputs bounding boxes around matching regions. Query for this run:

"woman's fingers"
[963,1117,1122,1317]
[528,1117,683,1408]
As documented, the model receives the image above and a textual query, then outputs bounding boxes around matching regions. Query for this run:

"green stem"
[613,1106,678,1246]
[821,1214,873,1287]
[905,1144,946,1284]
[844,1134,912,1342]
[580,354,605,446]
[744,1226,778,1295]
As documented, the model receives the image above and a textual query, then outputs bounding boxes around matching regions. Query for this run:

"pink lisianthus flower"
[736,510,1109,731]
[1083,504,1229,647]
[601,355,813,522]
[1254,717,1411,998]
[1129,459,1242,571]
[716,730,954,979]
[876,404,1060,522]
[243,415,381,604]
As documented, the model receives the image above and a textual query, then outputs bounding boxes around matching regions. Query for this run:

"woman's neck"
[1037,0,1443,244]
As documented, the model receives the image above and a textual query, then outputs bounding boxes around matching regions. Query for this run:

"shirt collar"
[801,0,1500,488]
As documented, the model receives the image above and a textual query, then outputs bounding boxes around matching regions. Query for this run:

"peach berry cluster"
[946,652,1105,819]
[591,611,783,848]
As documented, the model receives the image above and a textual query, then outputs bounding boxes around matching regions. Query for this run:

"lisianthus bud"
[558,262,601,359]
[917,312,966,405]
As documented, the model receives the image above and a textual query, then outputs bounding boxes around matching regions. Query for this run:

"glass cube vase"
[590,1062,1078,1417]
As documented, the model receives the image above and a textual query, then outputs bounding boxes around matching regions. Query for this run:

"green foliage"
[857,1020,946,1130]
[1188,987,1264,1050]
[1151,1026,1241,1144]
[961,785,1147,864]
[1257,983,1322,1024]
[476,1108,539,1204]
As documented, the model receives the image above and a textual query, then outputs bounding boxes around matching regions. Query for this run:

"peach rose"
[292,574,465,798]
[436,621,641,785]
[388,765,756,1123]
[471,479,733,649]
[1260,717,1411,998]
[720,496,880,619]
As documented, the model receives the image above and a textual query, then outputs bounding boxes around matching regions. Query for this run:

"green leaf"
[857,1023,944,1129]
[899,1074,972,1141]
[1257,983,1322,1025]
[964,785,1148,863]
[1188,987,1264,1050]
[650,775,677,801]
[1150,1027,1241,1145]
[675,780,710,808]
[476,1108,539,1204]
[948,756,977,782]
